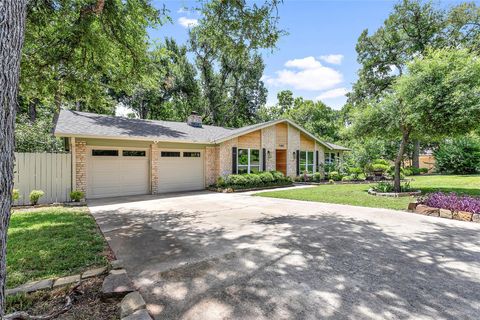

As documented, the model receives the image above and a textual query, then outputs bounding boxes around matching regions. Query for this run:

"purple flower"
[419,192,480,214]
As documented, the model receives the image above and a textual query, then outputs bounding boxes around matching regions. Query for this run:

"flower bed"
[410,192,480,223]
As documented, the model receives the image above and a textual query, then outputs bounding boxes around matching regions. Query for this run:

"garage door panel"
[157,149,204,193]
[87,149,149,199]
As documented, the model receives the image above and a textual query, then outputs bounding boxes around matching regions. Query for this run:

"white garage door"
[87,148,149,199]
[157,149,204,193]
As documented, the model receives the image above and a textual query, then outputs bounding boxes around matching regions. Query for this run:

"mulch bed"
[6,276,119,320]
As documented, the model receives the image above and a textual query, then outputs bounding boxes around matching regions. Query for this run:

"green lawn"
[7,207,108,288]
[256,175,480,211]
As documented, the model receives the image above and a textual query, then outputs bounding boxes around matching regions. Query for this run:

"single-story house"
[54,110,349,199]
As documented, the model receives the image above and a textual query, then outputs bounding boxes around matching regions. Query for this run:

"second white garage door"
[157,149,205,193]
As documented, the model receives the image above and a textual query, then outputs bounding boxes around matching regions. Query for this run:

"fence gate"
[14,152,72,205]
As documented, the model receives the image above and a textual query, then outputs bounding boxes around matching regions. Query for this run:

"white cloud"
[319,54,344,65]
[316,87,350,100]
[177,7,189,14]
[264,56,342,91]
[178,17,198,28]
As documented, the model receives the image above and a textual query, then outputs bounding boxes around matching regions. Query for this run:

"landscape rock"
[439,209,453,219]
[102,269,134,298]
[453,210,472,222]
[122,309,152,320]
[415,205,439,216]
[472,213,480,223]
[111,259,124,270]
[53,274,80,288]
[82,267,107,279]
[6,279,53,296]
[407,202,418,212]
[121,291,147,318]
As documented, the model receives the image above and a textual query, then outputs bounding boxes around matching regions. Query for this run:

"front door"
[276,149,287,176]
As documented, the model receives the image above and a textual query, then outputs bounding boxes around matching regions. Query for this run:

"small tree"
[352,48,480,191]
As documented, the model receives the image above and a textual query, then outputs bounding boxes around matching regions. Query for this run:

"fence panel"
[14,153,72,205]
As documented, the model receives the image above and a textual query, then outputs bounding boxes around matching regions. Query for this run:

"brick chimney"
[187,111,203,128]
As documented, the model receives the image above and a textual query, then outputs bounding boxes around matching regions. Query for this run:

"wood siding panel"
[300,134,315,150]
[275,123,288,149]
[238,130,261,149]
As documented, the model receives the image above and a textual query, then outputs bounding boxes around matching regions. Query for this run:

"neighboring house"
[54,110,349,199]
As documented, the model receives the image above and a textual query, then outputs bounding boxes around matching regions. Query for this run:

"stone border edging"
[409,203,480,223]
[6,266,107,296]
[368,188,421,197]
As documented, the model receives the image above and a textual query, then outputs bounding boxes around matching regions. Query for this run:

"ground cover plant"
[419,192,480,214]
[7,207,108,288]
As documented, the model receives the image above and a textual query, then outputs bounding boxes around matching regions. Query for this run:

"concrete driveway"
[88,190,480,320]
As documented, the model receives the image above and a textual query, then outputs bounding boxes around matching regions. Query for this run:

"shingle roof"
[54,110,234,143]
[325,142,351,151]
[54,110,349,150]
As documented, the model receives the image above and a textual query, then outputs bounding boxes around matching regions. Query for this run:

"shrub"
[312,172,321,182]
[258,172,274,184]
[419,168,429,174]
[372,181,412,193]
[357,173,367,181]
[342,176,352,182]
[244,174,262,187]
[225,174,248,186]
[216,177,226,188]
[29,190,45,205]
[403,168,413,176]
[419,192,480,214]
[328,179,335,184]
[70,190,85,202]
[434,136,480,174]
[270,171,288,182]
[371,163,389,173]
[373,159,389,166]
[348,167,363,180]
[12,189,20,202]
[328,171,342,181]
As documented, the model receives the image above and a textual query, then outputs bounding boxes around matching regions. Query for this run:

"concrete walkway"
[88,190,480,320]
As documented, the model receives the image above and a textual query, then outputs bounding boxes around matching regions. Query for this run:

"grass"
[256,175,480,211]
[7,207,108,289]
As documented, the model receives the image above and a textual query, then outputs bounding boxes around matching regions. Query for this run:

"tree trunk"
[28,99,38,123]
[394,130,410,192]
[412,140,420,169]
[0,0,28,316]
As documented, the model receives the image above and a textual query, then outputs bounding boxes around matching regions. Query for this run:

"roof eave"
[54,132,214,145]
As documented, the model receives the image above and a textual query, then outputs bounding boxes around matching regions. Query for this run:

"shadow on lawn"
[92,205,480,320]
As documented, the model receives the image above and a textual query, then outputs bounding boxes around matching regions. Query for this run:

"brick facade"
[205,146,220,186]
[219,137,238,177]
[75,141,87,193]
[261,127,276,171]
[287,124,300,178]
[150,144,159,194]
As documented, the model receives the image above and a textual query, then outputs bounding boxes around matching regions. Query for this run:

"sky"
[148,0,471,110]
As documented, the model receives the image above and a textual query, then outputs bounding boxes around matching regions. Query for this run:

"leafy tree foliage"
[434,136,480,174]
[21,0,166,115]
[15,114,64,153]
[351,48,480,191]
[189,0,284,127]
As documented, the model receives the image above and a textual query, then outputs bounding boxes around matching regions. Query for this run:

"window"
[237,148,260,174]
[300,151,315,173]
[123,150,146,157]
[325,152,336,165]
[92,149,118,156]
[183,152,201,158]
[161,151,180,157]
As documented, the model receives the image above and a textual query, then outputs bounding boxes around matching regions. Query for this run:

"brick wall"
[287,124,300,178]
[261,126,276,171]
[205,146,219,186]
[150,144,159,194]
[219,138,238,177]
[75,141,87,193]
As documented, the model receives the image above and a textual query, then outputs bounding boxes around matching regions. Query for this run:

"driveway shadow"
[90,201,480,320]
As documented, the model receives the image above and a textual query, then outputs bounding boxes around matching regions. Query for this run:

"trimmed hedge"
[217,171,293,190]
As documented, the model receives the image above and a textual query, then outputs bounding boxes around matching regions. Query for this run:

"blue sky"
[148,0,472,110]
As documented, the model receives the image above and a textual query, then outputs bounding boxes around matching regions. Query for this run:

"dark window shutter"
[262,148,266,171]
[232,147,237,174]
[296,149,300,176]
[316,150,319,171]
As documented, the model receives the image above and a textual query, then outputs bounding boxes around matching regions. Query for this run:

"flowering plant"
[419,192,480,214]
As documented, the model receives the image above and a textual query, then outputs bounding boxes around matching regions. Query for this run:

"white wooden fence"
[14,153,72,205]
